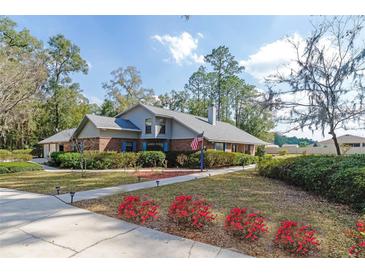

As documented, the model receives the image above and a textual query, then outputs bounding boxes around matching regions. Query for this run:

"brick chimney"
[208,105,216,125]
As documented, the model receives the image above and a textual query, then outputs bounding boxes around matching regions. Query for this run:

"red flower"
[118,195,159,224]
[274,220,320,257]
[224,207,268,241]
[168,195,215,229]
[348,220,365,258]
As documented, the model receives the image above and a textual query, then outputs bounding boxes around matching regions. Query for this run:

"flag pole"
[200,131,204,172]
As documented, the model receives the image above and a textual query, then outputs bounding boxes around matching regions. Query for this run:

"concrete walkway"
[0,188,249,258]
[57,165,253,203]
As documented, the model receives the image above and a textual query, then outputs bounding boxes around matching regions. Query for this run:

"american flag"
[191,132,204,151]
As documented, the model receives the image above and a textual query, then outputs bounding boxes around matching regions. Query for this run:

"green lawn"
[76,170,364,258]
[0,171,142,195]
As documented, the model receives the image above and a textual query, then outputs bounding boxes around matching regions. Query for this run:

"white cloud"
[151,32,204,65]
[89,96,103,106]
[86,60,93,69]
[240,33,304,83]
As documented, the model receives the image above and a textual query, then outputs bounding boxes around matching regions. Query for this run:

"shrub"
[257,155,365,209]
[137,151,166,167]
[12,149,33,154]
[204,150,236,168]
[278,149,288,156]
[57,152,81,168]
[255,145,265,157]
[348,220,365,258]
[233,153,258,166]
[114,152,139,168]
[168,195,215,229]
[117,195,159,224]
[0,162,43,174]
[224,208,268,240]
[274,220,320,256]
[176,153,189,167]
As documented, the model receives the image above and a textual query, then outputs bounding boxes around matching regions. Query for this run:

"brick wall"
[99,137,141,152]
[170,138,214,151]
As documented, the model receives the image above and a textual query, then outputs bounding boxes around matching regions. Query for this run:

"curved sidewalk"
[0,188,249,258]
[56,165,254,203]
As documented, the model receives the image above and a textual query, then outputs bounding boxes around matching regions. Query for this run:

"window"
[159,118,166,135]
[232,144,238,152]
[59,144,64,152]
[145,118,152,134]
[363,143,365,147]
[125,142,134,152]
[147,142,164,151]
[214,142,224,151]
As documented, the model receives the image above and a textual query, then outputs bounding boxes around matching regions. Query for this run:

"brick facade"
[59,137,256,155]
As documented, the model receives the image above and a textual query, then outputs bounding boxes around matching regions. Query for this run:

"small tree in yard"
[71,137,97,177]
[267,16,365,155]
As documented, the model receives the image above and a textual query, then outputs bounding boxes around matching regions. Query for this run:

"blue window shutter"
[132,141,137,151]
[142,142,147,151]
[163,142,169,152]
[121,142,126,152]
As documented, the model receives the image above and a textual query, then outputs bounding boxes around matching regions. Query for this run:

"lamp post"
[156,180,160,187]
[70,192,76,204]
[55,186,61,195]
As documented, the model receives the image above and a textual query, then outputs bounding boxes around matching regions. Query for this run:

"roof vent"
[208,105,216,125]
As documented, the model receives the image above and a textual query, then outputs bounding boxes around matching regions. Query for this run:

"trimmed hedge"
[167,150,258,168]
[0,162,43,174]
[51,150,258,169]
[51,151,166,169]
[0,149,33,161]
[257,155,365,210]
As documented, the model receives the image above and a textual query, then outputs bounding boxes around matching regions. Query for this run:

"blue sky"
[11,15,363,140]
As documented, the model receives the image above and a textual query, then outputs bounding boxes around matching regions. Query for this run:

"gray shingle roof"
[139,104,268,145]
[38,128,76,144]
[86,114,140,131]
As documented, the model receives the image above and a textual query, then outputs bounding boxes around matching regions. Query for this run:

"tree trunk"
[330,131,341,156]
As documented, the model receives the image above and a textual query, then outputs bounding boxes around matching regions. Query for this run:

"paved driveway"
[0,188,249,258]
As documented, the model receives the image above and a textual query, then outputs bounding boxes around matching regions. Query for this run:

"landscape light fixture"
[156,180,160,187]
[70,191,76,204]
[55,186,61,195]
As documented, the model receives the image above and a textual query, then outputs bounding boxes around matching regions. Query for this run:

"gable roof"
[38,128,76,144]
[118,103,268,145]
[86,114,140,131]
[319,134,365,144]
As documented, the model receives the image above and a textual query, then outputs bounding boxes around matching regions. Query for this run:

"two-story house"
[39,103,267,157]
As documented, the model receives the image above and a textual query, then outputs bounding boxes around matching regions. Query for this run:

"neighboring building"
[39,103,268,157]
[282,144,299,148]
[265,134,365,155]
[317,134,365,148]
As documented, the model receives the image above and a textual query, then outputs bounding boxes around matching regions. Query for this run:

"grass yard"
[0,170,195,195]
[76,170,364,258]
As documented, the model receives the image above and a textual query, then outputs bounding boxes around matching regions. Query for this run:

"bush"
[348,220,365,258]
[0,162,43,174]
[176,153,189,167]
[278,149,288,156]
[255,145,265,157]
[117,195,159,224]
[274,220,320,256]
[50,151,65,165]
[137,151,166,167]
[257,155,365,209]
[168,195,215,229]
[57,152,81,168]
[12,149,33,154]
[0,149,32,161]
[224,208,268,241]
[233,153,258,166]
